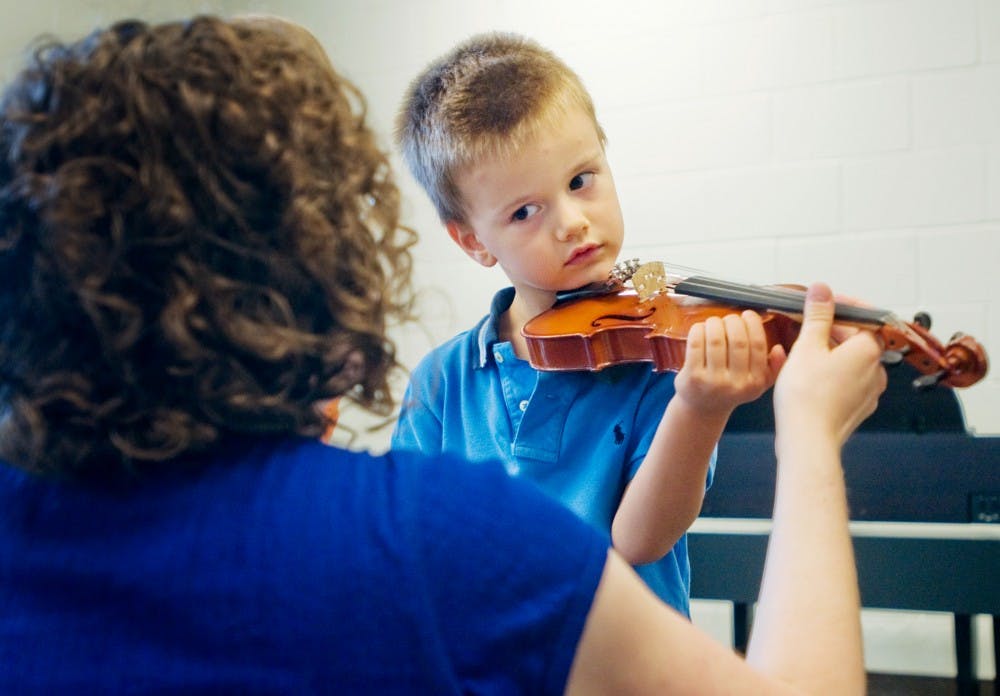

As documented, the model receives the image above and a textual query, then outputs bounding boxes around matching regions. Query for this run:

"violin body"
[522,286,989,389]
[523,290,801,372]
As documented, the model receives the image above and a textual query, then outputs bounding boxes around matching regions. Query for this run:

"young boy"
[392,32,784,615]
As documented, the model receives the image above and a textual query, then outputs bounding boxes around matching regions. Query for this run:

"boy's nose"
[554,200,588,241]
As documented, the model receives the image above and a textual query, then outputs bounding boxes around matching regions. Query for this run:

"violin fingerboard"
[675,276,892,325]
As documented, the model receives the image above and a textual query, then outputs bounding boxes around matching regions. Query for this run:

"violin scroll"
[881,321,989,389]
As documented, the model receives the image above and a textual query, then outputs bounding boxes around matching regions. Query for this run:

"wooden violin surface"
[522,287,989,389]
[523,290,799,373]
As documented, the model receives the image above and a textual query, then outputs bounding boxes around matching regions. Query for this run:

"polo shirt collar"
[475,287,516,369]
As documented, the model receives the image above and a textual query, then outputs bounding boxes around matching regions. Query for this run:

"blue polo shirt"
[392,287,715,615]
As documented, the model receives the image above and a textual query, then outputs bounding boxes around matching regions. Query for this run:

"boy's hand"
[673,310,786,418]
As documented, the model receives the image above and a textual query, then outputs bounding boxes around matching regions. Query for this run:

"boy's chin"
[583,264,616,286]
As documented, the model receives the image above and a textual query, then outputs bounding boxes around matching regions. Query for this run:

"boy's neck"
[497,291,555,360]
[498,309,530,359]
[500,290,557,360]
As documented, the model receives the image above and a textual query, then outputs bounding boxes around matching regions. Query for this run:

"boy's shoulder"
[411,287,515,379]
[410,312,493,382]
[415,325,479,370]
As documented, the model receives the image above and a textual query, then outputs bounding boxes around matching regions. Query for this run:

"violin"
[522,260,989,389]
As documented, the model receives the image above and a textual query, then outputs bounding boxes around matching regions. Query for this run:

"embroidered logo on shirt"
[613,422,625,445]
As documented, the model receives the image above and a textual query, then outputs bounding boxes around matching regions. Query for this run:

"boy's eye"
[511,204,539,222]
[569,172,594,191]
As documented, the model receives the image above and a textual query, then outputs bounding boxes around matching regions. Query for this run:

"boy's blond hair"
[396,32,605,223]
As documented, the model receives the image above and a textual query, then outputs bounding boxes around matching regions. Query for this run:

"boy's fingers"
[685,321,706,369]
[741,310,768,368]
[723,313,750,370]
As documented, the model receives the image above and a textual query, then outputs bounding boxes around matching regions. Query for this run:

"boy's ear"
[446,220,496,267]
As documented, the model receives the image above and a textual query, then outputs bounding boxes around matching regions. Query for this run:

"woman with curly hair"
[0,15,410,477]
[0,14,885,694]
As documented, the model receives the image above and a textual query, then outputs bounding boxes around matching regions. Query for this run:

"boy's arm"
[612,311,783,565]
[611,396,727,564]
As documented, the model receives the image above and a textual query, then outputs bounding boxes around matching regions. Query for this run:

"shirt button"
[518,400,528,411]
[494,351,504,363]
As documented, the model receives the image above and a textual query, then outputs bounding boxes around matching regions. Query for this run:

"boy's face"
[447,105,624,309]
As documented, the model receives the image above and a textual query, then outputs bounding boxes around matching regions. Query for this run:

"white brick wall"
[3,0,996,681]
[834,0,977,78]
[772,79,910,158]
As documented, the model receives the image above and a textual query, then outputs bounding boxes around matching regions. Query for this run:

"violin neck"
[674,276,893,326]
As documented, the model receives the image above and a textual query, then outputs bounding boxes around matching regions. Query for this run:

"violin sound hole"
[592,308,656,328]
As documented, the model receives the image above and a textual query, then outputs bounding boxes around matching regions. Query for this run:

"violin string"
[616,257,903,326]
[672,275,894,326]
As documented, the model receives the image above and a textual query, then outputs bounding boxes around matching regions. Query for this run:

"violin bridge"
[631,261,669,302]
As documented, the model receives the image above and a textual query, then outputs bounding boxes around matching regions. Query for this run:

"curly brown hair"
[0,15,416,478]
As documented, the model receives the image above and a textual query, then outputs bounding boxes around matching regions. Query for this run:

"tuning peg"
[912,369,946,390]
